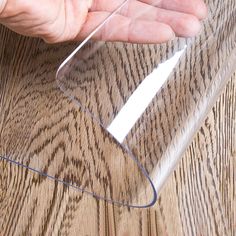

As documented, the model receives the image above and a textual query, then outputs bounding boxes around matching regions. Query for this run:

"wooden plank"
[0,71,235,235]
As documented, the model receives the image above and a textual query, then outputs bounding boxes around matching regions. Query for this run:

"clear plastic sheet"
[1,0,236,208]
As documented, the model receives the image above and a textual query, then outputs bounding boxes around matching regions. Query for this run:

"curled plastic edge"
[55,0,158,208]
[0,154,157,208]
[55,1,236,207]
[0,1,235,209]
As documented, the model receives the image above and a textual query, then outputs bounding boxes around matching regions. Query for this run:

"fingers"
[123,1,202,37]
[140,0,208,19]
[76,12,175,43]
[91,0,208,20]
[91,0,202,37]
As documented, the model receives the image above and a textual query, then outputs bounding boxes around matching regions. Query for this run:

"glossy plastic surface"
[56,0,236,207]
[1,0,235,208]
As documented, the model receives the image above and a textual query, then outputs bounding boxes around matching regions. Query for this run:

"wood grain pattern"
[55,0,236,204]
[0,0,235,235]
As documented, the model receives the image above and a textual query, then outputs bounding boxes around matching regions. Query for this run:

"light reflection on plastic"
[107,45,187,143]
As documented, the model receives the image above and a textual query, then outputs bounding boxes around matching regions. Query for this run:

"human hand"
[0,0,207,44]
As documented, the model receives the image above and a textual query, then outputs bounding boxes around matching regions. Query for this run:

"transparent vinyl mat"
[1,0,236,208]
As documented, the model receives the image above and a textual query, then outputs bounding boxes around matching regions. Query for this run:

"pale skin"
[0,0,208,44]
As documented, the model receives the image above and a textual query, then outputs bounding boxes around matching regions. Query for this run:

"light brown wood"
[0,0,235,235]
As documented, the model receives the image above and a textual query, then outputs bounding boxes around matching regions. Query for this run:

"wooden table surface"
[0,0,235,235]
